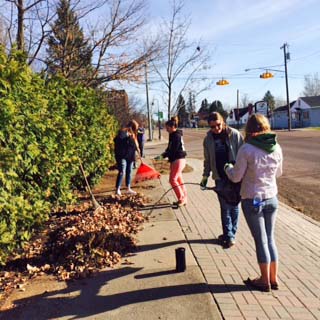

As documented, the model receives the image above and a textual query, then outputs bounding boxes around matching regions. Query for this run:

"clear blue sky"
[127,0,320,111]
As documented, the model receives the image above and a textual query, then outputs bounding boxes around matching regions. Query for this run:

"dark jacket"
[162,129,187,162]
[114,130,137,162]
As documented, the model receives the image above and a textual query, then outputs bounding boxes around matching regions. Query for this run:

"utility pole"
[236,89,240,129]
[145,63,152,141]
[281,43,291,131]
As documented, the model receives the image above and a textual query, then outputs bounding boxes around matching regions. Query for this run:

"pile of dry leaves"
[0,193,149,298]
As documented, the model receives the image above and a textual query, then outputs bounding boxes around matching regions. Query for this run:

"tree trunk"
[16,0,24,51]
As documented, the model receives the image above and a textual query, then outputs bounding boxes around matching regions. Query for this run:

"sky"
[125,0,320,112]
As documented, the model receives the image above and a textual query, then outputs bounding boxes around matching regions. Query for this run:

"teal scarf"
[247,133,278,154]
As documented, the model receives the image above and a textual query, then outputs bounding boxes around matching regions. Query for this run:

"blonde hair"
[245,114,271,141]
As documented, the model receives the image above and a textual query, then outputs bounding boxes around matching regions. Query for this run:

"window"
[303,111,309,120]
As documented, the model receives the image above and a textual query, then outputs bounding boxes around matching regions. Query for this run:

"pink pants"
[169,159,187,202]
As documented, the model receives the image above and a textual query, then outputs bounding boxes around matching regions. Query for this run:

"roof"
[300,95,320,107]
[231,107,250,120]
[274,101,296,112]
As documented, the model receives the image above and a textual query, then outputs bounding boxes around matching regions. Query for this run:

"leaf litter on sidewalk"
[0,193,149,302]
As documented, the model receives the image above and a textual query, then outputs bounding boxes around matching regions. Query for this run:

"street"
[156,128,320,221]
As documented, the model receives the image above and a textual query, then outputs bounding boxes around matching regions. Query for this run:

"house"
[273,96,320,129]
[226,104,254,128]
[272,101,296,129]
[291,96,320,128]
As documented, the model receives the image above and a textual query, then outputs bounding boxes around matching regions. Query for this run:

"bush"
[0,47,117,264]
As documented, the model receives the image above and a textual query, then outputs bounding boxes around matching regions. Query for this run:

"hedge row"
[0,47,118,264]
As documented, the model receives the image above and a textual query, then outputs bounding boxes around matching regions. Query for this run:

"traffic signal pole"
[281,43,291,131]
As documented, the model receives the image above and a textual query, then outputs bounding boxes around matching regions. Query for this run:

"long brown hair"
[207,112,226,130]
[244,114,271,141]
[122,120,139,140]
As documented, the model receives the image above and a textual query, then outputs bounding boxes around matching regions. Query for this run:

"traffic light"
[216,79,230,85]
[260,71,274,79]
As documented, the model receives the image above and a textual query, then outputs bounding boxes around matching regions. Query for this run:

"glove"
[224,163,234,172]
[154,155,163,161]
[200,176,208,190]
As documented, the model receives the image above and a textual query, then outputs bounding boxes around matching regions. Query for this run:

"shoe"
[116,189,121,196]
[127,188,137,195]
[244,278,270,292]
[177,200,187,207]
[173,200,187,207]
[271,282,279,290]
[218,234,227,245]
[228,239,236,247]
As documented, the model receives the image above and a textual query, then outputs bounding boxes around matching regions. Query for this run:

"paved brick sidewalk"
[160,158,320,320]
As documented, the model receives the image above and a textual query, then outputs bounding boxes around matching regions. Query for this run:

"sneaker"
[177,200,187,207]
[228,239,236,247]
[127,188,137,195]
[116,189,122,196]
[218,234,227,245]
[172,200,187,207]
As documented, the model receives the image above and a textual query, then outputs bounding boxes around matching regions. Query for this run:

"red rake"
[134,161,161,183]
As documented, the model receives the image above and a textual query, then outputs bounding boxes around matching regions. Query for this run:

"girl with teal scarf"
[225,114,283,292]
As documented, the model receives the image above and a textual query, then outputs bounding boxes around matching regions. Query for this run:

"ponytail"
[166,116,179,128]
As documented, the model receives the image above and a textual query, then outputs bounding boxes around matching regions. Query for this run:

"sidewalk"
[1,139,319,319]
[0,139,221,320]
[161,157,320,320]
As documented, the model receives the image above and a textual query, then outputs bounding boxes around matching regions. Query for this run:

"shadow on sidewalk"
[136,238,222,253]
[0,267,213,320]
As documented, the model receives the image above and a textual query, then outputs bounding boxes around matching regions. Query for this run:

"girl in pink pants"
[156,116,187,206]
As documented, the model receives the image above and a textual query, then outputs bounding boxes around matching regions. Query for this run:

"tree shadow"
[0,267,216,320]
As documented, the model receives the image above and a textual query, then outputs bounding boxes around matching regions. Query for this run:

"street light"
[152,99,162,141]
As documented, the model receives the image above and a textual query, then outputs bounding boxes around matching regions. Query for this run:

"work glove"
[200,176,208,190]
[154,155,163,161]
[224,163,234,172]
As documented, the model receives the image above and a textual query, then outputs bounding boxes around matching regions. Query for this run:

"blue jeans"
[116,158,134,189]
[216,179,240,241]
[241,196,278,264]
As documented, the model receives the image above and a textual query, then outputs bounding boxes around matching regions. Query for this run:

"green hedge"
[0,47,118,264]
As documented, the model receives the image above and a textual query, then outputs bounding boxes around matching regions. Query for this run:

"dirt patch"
[151,159,193,175]
[278,177,320,221]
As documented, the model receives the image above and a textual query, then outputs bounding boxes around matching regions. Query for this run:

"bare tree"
[4,0,55,65]
[2,0,159,85]
[0,17,8,46]
[302,72,320,97]
[84,0,158,87]
[241,93,251,108]
[151,0,210,119]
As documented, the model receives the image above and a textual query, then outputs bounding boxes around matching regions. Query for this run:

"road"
[156,128,320,221]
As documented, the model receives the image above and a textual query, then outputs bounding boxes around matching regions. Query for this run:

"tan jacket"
[202,127,243,180]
